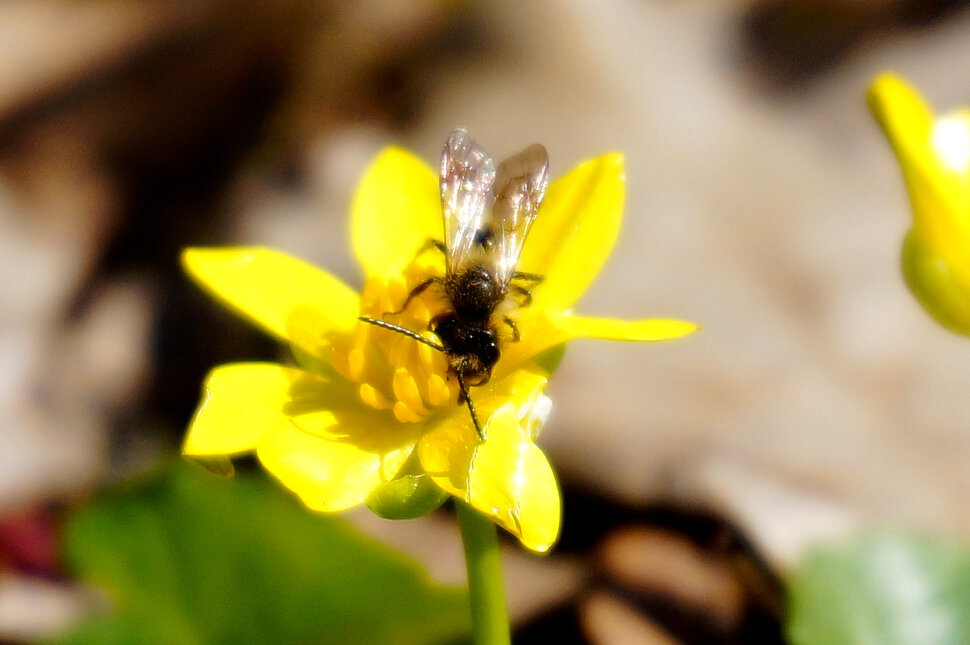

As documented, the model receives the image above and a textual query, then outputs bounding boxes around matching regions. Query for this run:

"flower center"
[330,256,460,424]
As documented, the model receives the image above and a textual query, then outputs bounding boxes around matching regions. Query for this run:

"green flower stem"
[456,501,511,645]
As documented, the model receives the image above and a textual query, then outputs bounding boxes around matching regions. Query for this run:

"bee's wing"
[440,129,496,275]
[490,142,549,287]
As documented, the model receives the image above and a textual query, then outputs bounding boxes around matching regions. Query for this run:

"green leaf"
[788,533,970,645]
[48,462,469,645]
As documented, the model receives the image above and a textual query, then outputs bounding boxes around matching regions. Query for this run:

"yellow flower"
[868,74,970,335]
[181,144,697,552]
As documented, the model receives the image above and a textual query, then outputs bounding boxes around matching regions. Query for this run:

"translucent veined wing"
[489,142,549,287]
[440,129,496,275]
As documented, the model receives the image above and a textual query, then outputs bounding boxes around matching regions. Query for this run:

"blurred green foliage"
[47,462,470,645]
[788,533,970,645]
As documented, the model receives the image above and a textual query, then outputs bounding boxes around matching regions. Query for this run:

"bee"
[359,128,550,439]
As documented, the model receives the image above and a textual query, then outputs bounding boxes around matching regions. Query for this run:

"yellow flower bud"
[868,74,970,335]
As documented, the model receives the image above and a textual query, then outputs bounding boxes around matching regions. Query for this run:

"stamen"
[352,319,371,348]
[329,339,351,380]
[393,400,423,423]
[359,383,393,410]
[329,259,459,425]
[348,347,366,382]
[416,337,435,367]
[388,333,413,369]
[392,368,429,416]
[385,277,408,312]
[427,374,452,407]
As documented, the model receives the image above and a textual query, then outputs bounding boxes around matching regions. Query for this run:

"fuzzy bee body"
[434,263,503,385]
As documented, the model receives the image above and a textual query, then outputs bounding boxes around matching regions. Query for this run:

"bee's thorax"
[443,264,505,321]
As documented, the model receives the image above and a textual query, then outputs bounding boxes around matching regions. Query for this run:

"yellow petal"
[182,363,310,456]
[547,312,698,341]
[472,406,561,552]
[418,369,558,551]
[182,248,359,360]
[517,153,625,311]
[867,75,970,248]
[351,146,442,279]
[422,404,560,552]
[257,416,416,512]
[868,74,934,171]
[417,369,549,475]
[498,310,697,376]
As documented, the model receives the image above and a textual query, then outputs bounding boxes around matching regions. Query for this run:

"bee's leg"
[511,271,544,285]
[502,316,521,342]
[509,272,544,308]
[412,238,447,259]
[454,362,484,441]
[381,239,447,316]
[357,317,446,352]
[385,277,438,317]
[508,283,534,308]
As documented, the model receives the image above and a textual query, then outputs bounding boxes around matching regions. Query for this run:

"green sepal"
[902,231,970,336]
[366,475,449,520]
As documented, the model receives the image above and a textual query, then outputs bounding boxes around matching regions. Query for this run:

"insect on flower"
[181,134,696,551]
[360,128,550,439]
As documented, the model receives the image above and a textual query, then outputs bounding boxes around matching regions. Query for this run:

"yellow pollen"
[392,368,429,415]
[416,339,436,368]
[359,383,393,410]
[393,400,423,423]
[427,374,451,407]
[327,258,462,425]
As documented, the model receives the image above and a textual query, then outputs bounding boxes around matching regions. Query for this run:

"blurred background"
[3,0,970,643]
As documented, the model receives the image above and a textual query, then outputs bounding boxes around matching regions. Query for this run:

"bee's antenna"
[358,317,446,352]
[454,364,484,441]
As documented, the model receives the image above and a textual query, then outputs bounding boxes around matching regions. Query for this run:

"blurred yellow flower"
[181,145,696,552]
[868,74,970,334]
